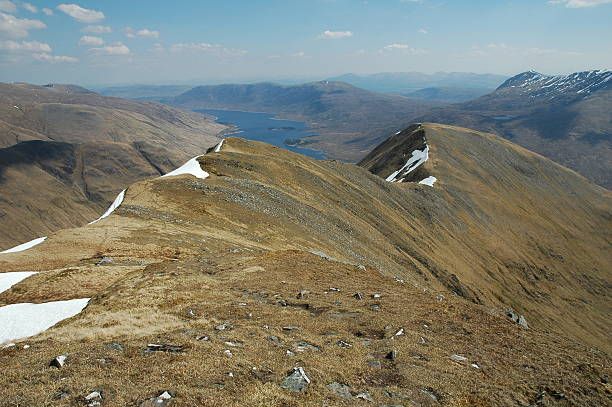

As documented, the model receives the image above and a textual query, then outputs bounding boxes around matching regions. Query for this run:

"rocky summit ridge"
[0,124,610,406]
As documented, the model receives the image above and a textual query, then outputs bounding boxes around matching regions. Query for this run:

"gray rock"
[297,290,310,299]
[282,326,302,331]
[144,344,184,353]
[215,324,234,331]
[49,354,68,368]
[139,391,174,407]
[84,391,102,407]
[96,257,113,265]
[280,367,310,392]
[353,292,364,300]
[327,382,352,399]
[367,360,381,369]
[355,392,374,402]
[337,340,352,348]
[196,335,210,341]
[293,341,320,352]
[369,304,381,311]
[450,354,468,362]
[385,350,398,360]
[267,336,280,343]
[518,315,529,328]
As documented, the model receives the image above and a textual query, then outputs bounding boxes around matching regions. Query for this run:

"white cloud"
[0,39,50,52]
[0,0,17,13]
[42,8,53,16]
[125,28,160,39]
[380,43,428,54]
[550,0,612,7]
[57,4,105,23]
[0,12,45,38]
[22,2,37,13]
[82,25,112,34]
[33,53,78,63]
[291,51,306,57]
[170,42,247,56]
[418,28,428,34]
[79,35,103,46]
[90,42,130,55]
[318,30,353,39]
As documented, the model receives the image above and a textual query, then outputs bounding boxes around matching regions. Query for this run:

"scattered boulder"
[280,367,310,392]
[49,354,68,368]
[145,344,184,353]
[355,392,374,402]
[293,341,320,352]
[96,257,113,265]
[450,354,468,362]
[297,290,310,299]
[267,336,280,343]
[196,335,210,341]
[369,304,381,311]
[353,292,364,300]
[139,391,174,407]
[367,360,381,369]
[337,340,352,348]
[84,391,102,407]
[105,343,124,352]
[505,309,529,328]
[327,382,352,399]
[215,324,234,331]
[386,350,398,360]
[282,326,302,331]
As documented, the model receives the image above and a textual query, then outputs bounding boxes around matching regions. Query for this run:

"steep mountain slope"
[328,72,507,94]
[415,70,612,188]
[165,81,442,161]
[0,126,610,405]
[0,82,229,249]
[96,84,193,100]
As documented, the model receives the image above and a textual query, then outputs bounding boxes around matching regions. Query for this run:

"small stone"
[145,344,184,353]
[105,343,124,352]
[85,391,102,407]
[196,335,210,341]
[23,344,30,349]
[450,354,468,362]
[282,326,302,331]
[372,293,382,299]
[385,350,398,360]
[215,324,234,331]
[337,340,352,348]
[53,391,69,400]
[367,360,381,369]
[2,343,15,349]
[186,308,197,317]
[470,362,480,369]
[286,350,295,357]
[327,382,352,399]
[228,248,241,253]
[360,340,372,346]
[518,315,529,328]
[353,292,364,300]
[224,349,233,357]
[235,302,248,307]
[293,341,320,352]
[97,257,113,265]
[394,328,404,336]
[420,388,439,401]
[280,367,310,392]
[50,354,68,368]
[297,290,310,299]
[369,304,381,311]
[139,391,174,407]
[384,325,393,330]
[355,392,374,402]
[330,287,340,292]
[267,336,280,343]
[357,264,366,270]
[224,341,242,347]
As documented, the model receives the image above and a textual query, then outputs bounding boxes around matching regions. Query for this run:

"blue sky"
[0,0,611,85]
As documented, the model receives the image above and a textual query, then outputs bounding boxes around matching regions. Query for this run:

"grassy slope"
[0,129,609,405]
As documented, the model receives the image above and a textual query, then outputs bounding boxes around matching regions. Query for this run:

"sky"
[0,0,611,86]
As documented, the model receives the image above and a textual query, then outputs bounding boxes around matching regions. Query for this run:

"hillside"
[401,87,493,103]
[0,82,230,249]
[96,85,193,100]
[0,125,610,406]
[165,81,443,161]
[415,70,612,188]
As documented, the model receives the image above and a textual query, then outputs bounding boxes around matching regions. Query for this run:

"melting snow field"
[89,189,126,224]
[419,176,437,187]
[0,236,47,254]
[386,146,429,182]
[0,272,37,295]
[213,139,225,153]
[0,298,90,344]
[161,155,209,179]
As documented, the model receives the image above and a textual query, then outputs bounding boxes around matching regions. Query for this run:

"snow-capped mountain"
[497,69,612,99]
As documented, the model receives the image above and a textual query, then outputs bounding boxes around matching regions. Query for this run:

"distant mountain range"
[163,81,443,161]
[327,71,508,94]
[416,69,612,188]
[0,82,228,248]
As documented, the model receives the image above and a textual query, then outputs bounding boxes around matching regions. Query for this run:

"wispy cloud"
[380,43,428,54]
[22,2,37,13]
[318,30,353,39]
[90,42,130,55]
[33,53,78,63]
[79,35,104,46]
[57,4,105,23]
[170,42,247,56]
[125,28,160,39]
[0,39,50,52]
[82,25,112,34]
[42,8,53,16]
[417,28,428,34]
[0,12,45,38]
[549,0,612,7]
[0,1,16,13]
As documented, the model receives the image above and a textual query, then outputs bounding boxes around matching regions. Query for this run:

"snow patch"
[0,298,90,344]
[214,139,225,153]
[419,176,437,187]
[161,155,209,180]
[0,272,37,295]
[1,237,47,254]
[386,146,429,182]
[89,189,126,225]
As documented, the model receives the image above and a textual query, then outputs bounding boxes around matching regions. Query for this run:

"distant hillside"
[96,84,193,100]
[0,82,229,248]
[328,72,508,94]
[416,70,612,188]
[401,87,494,103]
[0,127,610,406]
[165,81,443,161]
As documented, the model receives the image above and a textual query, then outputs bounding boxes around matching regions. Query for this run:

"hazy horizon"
[1,0,611,86]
